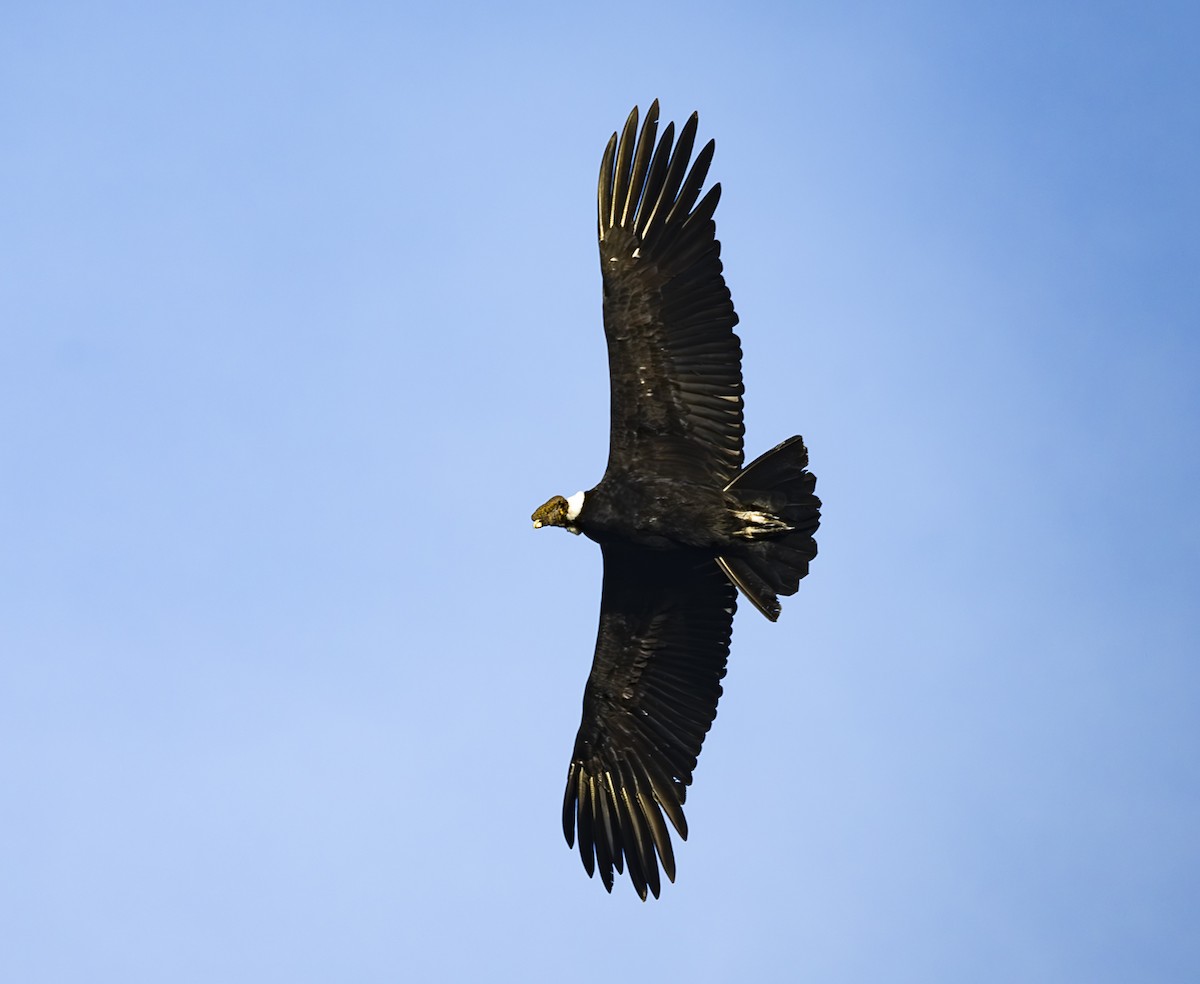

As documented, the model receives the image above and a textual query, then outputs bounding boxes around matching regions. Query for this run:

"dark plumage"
[532,102,820,899]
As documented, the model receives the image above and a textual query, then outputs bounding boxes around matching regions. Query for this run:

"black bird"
[532,102,820,900]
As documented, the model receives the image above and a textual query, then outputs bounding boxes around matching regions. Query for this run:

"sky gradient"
[3,3,1198,981]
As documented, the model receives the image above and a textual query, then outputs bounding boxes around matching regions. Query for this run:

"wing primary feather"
[635,749,689,837]
[562,762,578,847]
[661,137,716,237]
[682,182,722,235]
[601,771,626,876]
[635,121,674,237]
[592,778,617,891]
[628,747,679,878]
[608,106,640,232]
[620,99,659,230]
[639,112,697,244]
[595,771,617,852]
[614,769,653,900]
[576,773,596,876]
[636,786,677,884]
[597,133,618,243]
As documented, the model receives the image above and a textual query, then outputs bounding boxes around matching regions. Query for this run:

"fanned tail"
[717,436,820,621]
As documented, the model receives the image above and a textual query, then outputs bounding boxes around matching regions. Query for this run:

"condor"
[532,102,821,899]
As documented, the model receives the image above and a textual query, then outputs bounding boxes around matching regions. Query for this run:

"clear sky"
[3,2,1198,981]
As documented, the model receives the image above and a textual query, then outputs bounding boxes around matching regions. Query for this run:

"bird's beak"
[532,520,543,529]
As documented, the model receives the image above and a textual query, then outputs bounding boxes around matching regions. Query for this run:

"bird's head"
[531,491,585,535]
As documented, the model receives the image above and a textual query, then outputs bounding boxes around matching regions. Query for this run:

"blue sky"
[2,2,1198,981]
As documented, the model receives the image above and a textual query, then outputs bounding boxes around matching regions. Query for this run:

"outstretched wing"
[562,543,737,900]
[598,101,745,487]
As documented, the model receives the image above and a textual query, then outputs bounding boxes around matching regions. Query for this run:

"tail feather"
[718,436,820,621]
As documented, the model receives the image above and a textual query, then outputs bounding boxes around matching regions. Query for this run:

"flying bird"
[532,101,820,900]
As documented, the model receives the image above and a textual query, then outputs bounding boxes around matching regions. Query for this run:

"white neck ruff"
[565,491,585,521]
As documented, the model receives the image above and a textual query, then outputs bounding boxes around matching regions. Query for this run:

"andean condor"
[532,102,821,900]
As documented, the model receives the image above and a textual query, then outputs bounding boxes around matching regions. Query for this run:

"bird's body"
[571,476,732,549]
[532,102,820,900]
